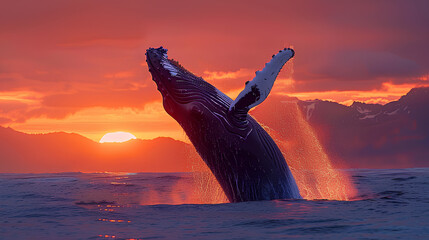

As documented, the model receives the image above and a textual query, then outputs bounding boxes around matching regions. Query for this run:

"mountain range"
[296,87,429,168]
[0,87,428,172]
[0,126,195,173]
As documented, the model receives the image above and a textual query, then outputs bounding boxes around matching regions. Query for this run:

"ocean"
[1,168,428,239]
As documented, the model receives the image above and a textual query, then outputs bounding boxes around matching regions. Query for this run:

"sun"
[99,131,137,143]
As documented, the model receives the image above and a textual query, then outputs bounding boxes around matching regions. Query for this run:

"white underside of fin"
[230,48,294,111]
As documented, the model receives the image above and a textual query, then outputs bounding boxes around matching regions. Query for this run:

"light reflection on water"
[75,172,219,206]
[1,169,428,239]
[98,218,131,223]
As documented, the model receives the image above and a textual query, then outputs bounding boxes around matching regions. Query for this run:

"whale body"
[146,47,301,202]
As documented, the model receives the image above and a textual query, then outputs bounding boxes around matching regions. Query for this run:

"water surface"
[1,168,428,239]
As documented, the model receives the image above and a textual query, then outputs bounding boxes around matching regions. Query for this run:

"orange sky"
[1,1,428,142]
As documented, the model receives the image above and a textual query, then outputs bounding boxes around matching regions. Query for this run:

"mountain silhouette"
[252,87,429,168]
[0,127,195,173]
[1,87,428,172]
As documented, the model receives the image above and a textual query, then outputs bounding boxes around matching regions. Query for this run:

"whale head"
[146,47,231,127]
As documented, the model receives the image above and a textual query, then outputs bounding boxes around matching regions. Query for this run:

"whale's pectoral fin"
[228,48,295,118]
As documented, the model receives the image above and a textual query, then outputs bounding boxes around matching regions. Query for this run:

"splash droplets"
[258,101,358,200]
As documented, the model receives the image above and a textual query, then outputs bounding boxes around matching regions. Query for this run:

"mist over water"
[187,99,358,203]
[189,154,229,204]
[256,101,357,200]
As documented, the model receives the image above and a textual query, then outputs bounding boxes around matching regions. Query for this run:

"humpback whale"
[146,47,301,202]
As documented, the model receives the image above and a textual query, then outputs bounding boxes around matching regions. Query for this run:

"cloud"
[294,50,424,82]
[279,82,429,105]
[0,100,28,113]
[203,68,253,81]
[104,71,136,79]
[0,80,160,124]
[0,117,12,125]
[201,68,254,92]
[1,0,429,134]
[0,98,77,124]
[42,88,157,109]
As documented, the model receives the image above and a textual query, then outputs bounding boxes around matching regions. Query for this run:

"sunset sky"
[1,0,428,142]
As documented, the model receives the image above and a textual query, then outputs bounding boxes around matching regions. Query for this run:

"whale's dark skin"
[146,47,301,202]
